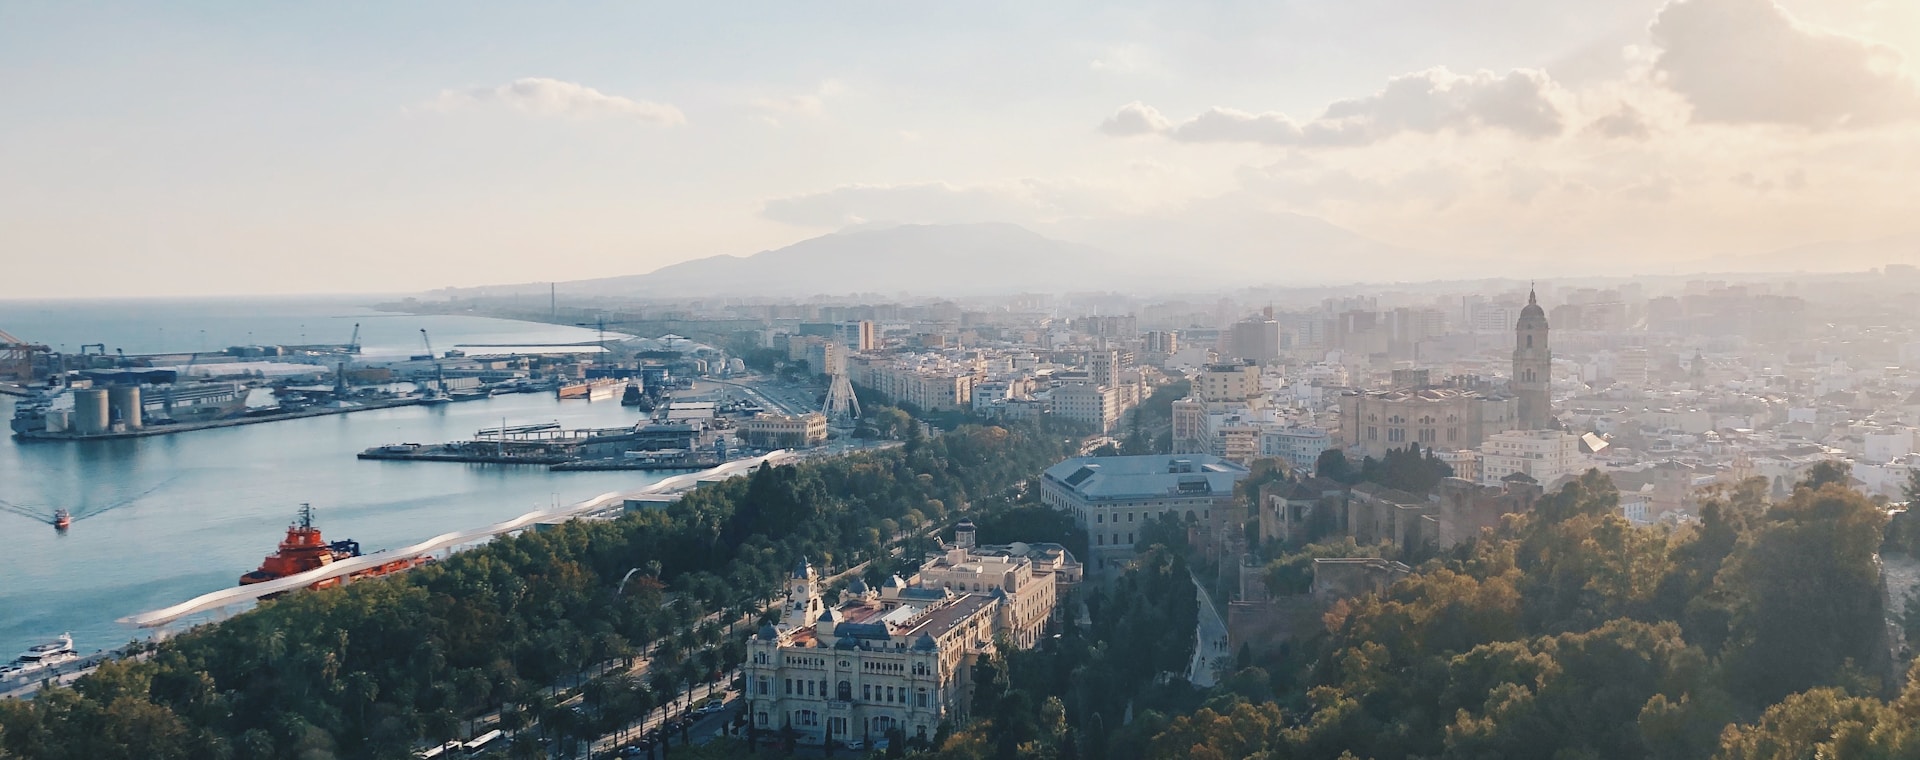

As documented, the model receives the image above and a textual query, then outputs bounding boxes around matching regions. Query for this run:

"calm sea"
[0,298,673,659]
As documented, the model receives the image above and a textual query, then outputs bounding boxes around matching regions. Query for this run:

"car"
[697,701,726,715]
[843,739,865,751]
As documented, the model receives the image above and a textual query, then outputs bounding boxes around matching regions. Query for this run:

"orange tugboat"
[239,504,427,590]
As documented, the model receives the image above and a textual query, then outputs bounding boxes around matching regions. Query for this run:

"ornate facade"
[742,533,1078,747]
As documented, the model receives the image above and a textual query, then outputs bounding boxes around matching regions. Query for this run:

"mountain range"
[436,216,1918,300]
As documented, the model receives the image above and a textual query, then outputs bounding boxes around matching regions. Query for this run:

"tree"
[1315,449,1357,484]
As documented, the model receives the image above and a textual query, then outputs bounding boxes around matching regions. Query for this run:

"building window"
[1127,533,1134,543]
[1097,534,1104,546]
[864,684,872,701]
[758,677,770,695]
[917,689,930,708]
[757,712,768,726]
[838,681,852,701]
[785,678,793,695]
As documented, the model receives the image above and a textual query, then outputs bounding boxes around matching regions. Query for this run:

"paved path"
[1186,574,1229,688]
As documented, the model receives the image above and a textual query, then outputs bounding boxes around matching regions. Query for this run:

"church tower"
[1512,286,1552,430]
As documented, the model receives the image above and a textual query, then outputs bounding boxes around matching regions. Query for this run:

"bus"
[463,729,504,755]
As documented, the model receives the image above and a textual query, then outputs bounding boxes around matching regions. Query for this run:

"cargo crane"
[418,329,449,402]
[0,328,50,381]
[346,323,362,355]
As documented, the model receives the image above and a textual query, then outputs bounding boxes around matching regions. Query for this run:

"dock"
[357,444,572,466]
[15,398,424,442]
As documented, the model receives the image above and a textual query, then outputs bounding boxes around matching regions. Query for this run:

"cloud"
[1099,101,1171,136]
[1588,104,1655,139]
[760,181,1114,228]
[429,78,685,124]
[1107,67,1569,147]
[751,80,847,125]
[1649,0,1920,128]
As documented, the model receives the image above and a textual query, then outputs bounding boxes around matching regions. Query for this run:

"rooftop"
[1043,454,1250,500]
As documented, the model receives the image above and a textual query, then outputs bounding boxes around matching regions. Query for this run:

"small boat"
[52,508,70,531]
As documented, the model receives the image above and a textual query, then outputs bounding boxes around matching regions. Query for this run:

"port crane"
[419,329,448,399]
[347,323,362,355]
[0,327,49,381]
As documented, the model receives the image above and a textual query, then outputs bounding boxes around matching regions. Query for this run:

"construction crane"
[419,329,447,399]
[347,323,362,355]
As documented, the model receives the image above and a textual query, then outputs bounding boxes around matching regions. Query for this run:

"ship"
[0,633,77,679]
[53,508,70,531]
[151,381,250,423]
[238,504,429,590]
[556,378,622,401]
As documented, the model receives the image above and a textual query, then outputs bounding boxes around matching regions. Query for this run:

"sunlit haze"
[3,0,1919,297]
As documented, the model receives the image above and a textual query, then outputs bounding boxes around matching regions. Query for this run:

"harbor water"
[0,300,674,659]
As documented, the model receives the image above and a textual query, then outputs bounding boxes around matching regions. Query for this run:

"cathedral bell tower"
[1513,285,1552,430]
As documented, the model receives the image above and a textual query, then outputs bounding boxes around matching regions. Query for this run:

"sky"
[3,0,1919,298]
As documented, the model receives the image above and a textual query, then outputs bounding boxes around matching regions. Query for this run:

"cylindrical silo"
[108,385,143,430]
[73,388,110,435]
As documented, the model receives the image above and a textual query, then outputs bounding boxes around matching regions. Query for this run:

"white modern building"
[1478,430,1585,488]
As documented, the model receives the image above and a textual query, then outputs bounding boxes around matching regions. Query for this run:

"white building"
[1478,430,1585,488]
[1260,426,1334,472]
[1052,382,1124,433]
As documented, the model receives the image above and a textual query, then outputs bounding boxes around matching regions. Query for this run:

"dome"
[1519,286,1546,321]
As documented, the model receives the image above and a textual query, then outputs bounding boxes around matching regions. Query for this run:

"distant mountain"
[1692,233,1920,273]
[438,212,1427,299]
[1043,203,1429,287]
[496,223,1120,298]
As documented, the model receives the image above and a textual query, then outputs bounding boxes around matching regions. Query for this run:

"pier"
[16,398,424,442]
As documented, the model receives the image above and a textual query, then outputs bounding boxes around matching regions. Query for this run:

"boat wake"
[0,476,176,527]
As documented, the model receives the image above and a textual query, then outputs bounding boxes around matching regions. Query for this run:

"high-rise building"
[1229,316,1282,363]
[1512,287,1552,430]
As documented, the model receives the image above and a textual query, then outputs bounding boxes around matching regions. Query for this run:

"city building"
[1052,382,1124,433]
[742,538,1077,747]
[1478,429,1585,488]
[1229,315,1282,364]
[1338,386,1516,459]
[1039,454,1250,576]
[1259,426,1334,472]
[1193,361,1262,406]
[740,412,829,449]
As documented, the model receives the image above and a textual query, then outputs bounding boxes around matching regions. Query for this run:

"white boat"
[5,633,77,676]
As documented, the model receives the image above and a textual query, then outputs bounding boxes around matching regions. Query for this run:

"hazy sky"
[3,0,1918,298]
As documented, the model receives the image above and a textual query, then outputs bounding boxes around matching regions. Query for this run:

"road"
[1186,574,1229,688]
[699,375,821,417]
